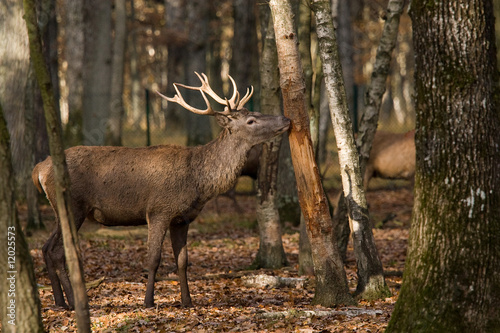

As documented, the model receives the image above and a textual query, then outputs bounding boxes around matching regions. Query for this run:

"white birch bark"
[312,0,391,299]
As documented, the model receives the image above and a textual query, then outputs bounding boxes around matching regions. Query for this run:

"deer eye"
[247,118,256,125]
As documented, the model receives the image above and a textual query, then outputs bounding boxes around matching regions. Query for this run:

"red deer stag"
[33,72,290,309]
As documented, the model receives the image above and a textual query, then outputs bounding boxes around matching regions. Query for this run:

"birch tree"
[336,0,406,263]
[387,0,500,330]
[269,0,354,307]
[311,0,391,299]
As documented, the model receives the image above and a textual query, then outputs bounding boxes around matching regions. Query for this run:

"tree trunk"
[26,0,56,230]
[232,0,257,92]
[0,0,29,199]
[164,0,187,131]
[129,0,143,129]
[185,0,211,146]
[24,1,91,331]
[0,103,44,333]
[312,0,390,300]
[335,0,356,126]
[25,67,44,230]
[269,0,354,307]
[107,0,127,146]
[297,2,315,276]
[82,0,112,146]
[62,0,84,146]
[264,1,300,229]
[387,0,500,331]
[253,13,287,269]
[337,0,406,262]
[356,0,406,177]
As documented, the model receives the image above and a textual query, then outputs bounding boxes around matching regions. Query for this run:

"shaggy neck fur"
[190,128,252,201]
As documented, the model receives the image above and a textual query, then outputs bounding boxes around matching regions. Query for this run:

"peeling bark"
[297,0,316,277]
[269,0,354,307]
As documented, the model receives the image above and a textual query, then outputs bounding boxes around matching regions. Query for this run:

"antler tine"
[156,84,215,116]
[237,86,254,110]
[175,72,228,107]
[157,72,250,115]
[222,98,232,115]
[226,75,240,110]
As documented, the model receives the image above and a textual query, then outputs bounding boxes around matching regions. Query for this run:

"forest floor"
[24,180,413,332]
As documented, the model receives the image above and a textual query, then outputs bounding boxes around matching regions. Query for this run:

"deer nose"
[282,116,291,128]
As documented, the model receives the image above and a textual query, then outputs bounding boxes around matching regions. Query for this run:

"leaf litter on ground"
[23,184,412,332]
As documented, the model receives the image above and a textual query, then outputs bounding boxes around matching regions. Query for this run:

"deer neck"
[192,129,251,200]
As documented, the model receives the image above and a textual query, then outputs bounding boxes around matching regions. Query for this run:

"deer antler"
[156,72,254,115]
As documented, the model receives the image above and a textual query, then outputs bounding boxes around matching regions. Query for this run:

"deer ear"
[215,113,232,128]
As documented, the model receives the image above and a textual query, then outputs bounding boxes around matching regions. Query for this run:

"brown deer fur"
[364,129,415,187]
[34,107,290,309]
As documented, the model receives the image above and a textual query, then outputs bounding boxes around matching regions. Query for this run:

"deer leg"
[42,228,68,308]
[170,222,192,307]
[43,210,86,309]
[144,219,168,308]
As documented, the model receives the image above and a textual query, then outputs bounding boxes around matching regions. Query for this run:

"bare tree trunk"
[263,1,300,228]
[107,0,127,146]
[62,0,84,146]
[269,0,354,307]
[0,0,45,231]
[164,0,187,131]
[297,1,315,276]
[25,67,44,230]
[24,1,91,331]
[129,0,143,128]
[0,0,29,197]
[82,0,112,146]
[387,0,500,330]
[0,103,44,333]
[185,0,211,146]
[356,0,406,176]
[336,0,406,261]
[232,0,257,88]
[253,13,288,269]
[312,0,391,300]
[337,0,355,125]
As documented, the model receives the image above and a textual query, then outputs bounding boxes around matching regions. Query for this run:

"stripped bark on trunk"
[269,0,354,307]
[297,1,315,276]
